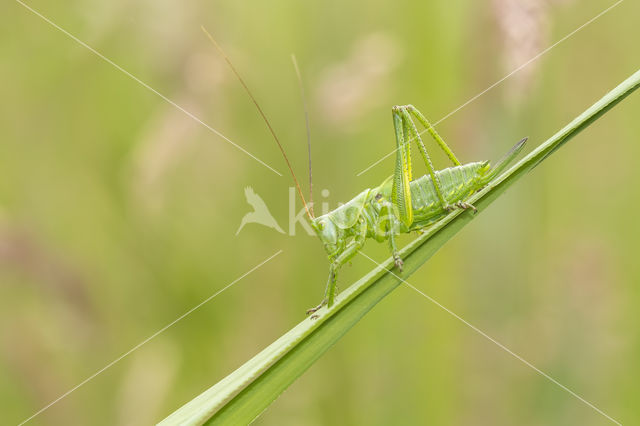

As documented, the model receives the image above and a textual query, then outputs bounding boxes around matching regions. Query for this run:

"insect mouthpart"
[310,218,324,232]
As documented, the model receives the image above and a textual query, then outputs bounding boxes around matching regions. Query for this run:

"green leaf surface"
[159,69,640,426]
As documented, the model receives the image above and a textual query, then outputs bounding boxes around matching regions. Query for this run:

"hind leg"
[445,201,478,214]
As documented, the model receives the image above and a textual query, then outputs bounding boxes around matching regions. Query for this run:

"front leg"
[326,225,367,307]
[306,266,335,315]
[307,220,367,315]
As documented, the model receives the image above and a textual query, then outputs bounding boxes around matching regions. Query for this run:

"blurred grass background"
[1,0,639,424]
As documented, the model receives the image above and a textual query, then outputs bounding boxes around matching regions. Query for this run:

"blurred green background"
[2,0,639,424]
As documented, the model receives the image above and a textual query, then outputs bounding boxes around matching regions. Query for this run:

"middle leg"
[378,200,404,270]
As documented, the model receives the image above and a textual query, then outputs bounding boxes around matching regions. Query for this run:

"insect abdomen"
[410,162,488,224]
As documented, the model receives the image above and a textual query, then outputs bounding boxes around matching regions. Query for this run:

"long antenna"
[290,54,314,218]
[201,26,314,220]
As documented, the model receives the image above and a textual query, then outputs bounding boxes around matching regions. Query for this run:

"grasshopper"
[204,29,526,314]
[307,107,526,313]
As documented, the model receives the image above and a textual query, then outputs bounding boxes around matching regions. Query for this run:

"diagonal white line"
[355,145,397,177]
[359,252,622,425]
[17,250,283,426]
[14,0,283,177]
[433,0,624,126]
[355,0,624,177]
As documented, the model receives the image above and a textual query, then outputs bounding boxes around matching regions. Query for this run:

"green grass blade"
[158,69,640,426]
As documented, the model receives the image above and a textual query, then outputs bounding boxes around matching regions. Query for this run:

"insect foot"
[306,299,327,316]
[394,256,404,271]
[454,202,478,213]
[446,202,478,214]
